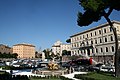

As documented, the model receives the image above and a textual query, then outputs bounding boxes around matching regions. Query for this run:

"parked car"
[100,65,115,72]
[87,63,104,71]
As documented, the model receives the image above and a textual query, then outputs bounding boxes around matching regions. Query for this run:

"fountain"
[32,52,68,76]
[48,59,59,70]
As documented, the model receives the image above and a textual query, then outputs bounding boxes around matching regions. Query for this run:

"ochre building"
[13,43,35,58]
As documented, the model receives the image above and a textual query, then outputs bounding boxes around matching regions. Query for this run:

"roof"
[70,20,120,37]
[13,43,35,47]
[0,44,11,49]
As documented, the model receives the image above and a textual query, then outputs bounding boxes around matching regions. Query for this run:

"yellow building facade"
[13,43,35,58]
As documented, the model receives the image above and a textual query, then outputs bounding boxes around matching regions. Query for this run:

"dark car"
[88,63,104,71]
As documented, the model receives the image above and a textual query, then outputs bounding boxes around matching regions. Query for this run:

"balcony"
[79,44,93,50]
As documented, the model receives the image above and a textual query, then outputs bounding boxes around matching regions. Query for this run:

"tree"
[77,0,120,77]
[43,49,51,59]
[62,50,71,56]
[35,51,38,58]
[66,38,71,43]
[62,50,68,56]
[12,53,18,59]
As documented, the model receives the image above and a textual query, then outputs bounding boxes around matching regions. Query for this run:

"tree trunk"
[104,16,119,77]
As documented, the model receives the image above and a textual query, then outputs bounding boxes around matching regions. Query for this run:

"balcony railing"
[79,44,93,50]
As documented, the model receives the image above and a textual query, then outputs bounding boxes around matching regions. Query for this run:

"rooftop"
[70,20,120,37]
[13,43,35,47]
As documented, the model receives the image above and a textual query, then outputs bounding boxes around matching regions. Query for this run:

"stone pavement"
[62,71,87,80]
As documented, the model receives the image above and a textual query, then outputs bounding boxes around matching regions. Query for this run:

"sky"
[0,0,120,51]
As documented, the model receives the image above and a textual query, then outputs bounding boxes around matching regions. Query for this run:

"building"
[52,40,62,55]
[70,21,120,63]
[13,43,35,58]
[60,44,71,56]
[52,40,71,56]
[0,44,12,54]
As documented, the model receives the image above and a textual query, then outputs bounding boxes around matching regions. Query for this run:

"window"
[83,35,84,39]
[99,30,101,34]
[91,40,93,44]
[91,33,92,37]
[80,36,81,39]
[87,41,89,45]
[110,27,112,32]
[95,39,97,44]
[106,47,108,52]
[111,36,113,41]
[101,48,103,52]
[78,50,79,54]
[96,48,98,53]
[84,50,86,53]
[81,50,82,54]
[72,51,74,54]
[87,34,88,38]
[92,48,94,53]
[74,37,76,41]
[111,46,114,52]
[77,43,79,47]
[100,38,102,43]
[95,31,96,35]
[104,28,106,33]
[105,37,107,42]
[74,43,76,47]
[77,37,79,40]
[82,42,85,46]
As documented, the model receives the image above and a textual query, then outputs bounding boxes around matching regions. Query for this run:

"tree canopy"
[77,0,120,26]
[77,0,120,77]
[0,53,18,58]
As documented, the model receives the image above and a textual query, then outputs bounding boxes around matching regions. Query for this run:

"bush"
[60,76,73,80]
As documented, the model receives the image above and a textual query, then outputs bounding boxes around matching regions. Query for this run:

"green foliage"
[66,39,71,43]
[43,49,51,59]
[0,53,18,58]
[43,49,61,60]
[62,50,71,56]
[77,0,120,77]
[77,0,120,26]
[60,76,73,80]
